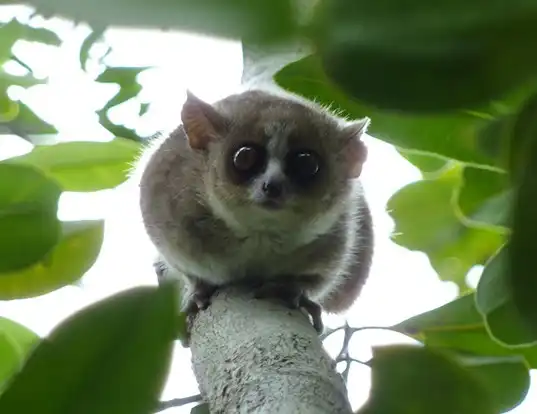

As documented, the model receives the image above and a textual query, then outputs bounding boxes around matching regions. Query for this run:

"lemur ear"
[342,117,370,178]
[181,90,228,150]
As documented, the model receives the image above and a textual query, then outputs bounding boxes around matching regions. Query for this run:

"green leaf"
[476,244,537,346]
[175,312,188,344]
[96,67,147,109]
[5,20,60,45]
[0,335,20,392]
[397,148,449,176]
[191,403,210,414]
[387,164,505,290]
[275,55,512,169]
[0,85,18,122]
[460,355,530,413]
[96,66,147,85]
[22,0,297,44]
[0,71,45,89]
[0,163,61,273]
[8,138,142,192]
[426,327,537,371]
[0,19,60,64]
[97,116,145,142]
[154,279,188,343]
[0,69,36,123]
[12,102,56,134]
[457,167,512,230]
[2,102,57,140]
[0,318,39,357]
[79,26,106,71]
[311,0,537,112]
[139,102,150,117]
[475,114,515,171]
[393,294,537,369]
[0,318,39,392]
[95,67,149,142]
[509,92,537,338]
[393,293,483,335]
[482,242,537,339]
[359,345,495,414]
[0,284,177,414]
[509,94,537,181]
[0,220,104,300]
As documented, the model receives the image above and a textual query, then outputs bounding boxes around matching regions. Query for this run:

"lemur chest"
[200,231,305,282]
[240,232,291,260]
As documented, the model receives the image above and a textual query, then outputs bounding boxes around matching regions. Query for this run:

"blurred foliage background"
[1,1,537,413]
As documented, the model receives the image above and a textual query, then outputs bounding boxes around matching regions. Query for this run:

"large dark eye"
[232,144,266,177]
[286,150,320,183]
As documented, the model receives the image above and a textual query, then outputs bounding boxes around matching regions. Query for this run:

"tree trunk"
[189,287,353,414]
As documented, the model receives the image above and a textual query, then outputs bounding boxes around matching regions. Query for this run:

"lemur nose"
[262,180,283,198]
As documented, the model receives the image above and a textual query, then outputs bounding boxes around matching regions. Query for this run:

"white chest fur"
[162,185,355,286]
[161,228,300,285]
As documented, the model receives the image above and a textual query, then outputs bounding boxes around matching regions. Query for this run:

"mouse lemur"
[139,89,374,334]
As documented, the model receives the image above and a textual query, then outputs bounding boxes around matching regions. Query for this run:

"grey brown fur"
[139,89,374,333]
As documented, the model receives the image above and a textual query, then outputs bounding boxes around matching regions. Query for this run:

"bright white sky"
[0,5,535,413]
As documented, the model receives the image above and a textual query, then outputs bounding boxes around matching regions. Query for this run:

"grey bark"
[189,287,353,414]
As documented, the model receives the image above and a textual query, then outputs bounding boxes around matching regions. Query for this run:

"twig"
[336,353,370,383]
[320,324,343,341]
[327,322,387,383]
[339,322,354,359]
[0,123,33,144]
[10,55,34,75]
[155,394,203,412]
[336,355,369,367]
[335,322,358,383]
[351,326,396,334]
[321,324,393,342]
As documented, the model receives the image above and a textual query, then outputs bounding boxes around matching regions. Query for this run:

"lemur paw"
[251,279,324,334]
[180,282,217,347]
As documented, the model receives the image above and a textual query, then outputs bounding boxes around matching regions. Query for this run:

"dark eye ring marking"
[285,150,321,183]
[231,143,267,178]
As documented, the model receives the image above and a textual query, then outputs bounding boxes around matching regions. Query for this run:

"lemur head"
[181,89,369,230]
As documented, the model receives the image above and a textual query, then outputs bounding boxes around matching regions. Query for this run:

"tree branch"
[189,287,353,414]
[155,394,202,412]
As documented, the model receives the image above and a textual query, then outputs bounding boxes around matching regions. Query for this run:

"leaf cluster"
[0,14,180,414]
